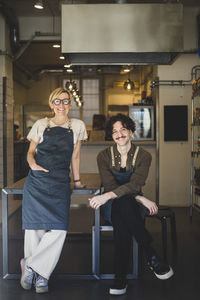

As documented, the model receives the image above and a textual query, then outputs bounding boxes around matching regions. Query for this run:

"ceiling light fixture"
[65,80,76,91]
[34,0,44,9]
[66,68,73,73]
[64,64,72,68]
[124,79,135,90]
[59,56,65,60]
[77,101,83,107]
[123,68,130,73]
[53,44,60,48]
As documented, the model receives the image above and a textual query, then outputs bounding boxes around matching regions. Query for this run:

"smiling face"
[112,121,133,147]
[50,92,71,116]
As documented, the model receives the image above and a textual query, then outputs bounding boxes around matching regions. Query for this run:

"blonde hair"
[48,88,71,106]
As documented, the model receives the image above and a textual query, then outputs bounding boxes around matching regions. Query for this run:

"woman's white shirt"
[27,117,87,146]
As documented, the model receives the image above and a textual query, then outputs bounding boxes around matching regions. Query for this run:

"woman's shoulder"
[33,117,48,127]
[70,118,86,128]
[70,118,85,124]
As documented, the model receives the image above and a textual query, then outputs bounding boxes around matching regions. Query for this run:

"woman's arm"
[27,140,49,172]
[71,140,86,188]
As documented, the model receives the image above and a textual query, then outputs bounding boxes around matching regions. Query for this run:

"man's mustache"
[116,136,126,140]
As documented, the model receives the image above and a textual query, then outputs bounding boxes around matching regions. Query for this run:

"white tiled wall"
[0,77,14,189]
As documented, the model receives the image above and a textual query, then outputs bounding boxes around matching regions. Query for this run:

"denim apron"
[22,120,73,231]
[101,146,145,224]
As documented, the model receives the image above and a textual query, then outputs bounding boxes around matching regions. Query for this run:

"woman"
[20,88,87,293]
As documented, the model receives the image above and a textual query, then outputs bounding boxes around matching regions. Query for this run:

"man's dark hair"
[105,113,136,140]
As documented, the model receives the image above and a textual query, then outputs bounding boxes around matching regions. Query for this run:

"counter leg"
[2,189,8,278]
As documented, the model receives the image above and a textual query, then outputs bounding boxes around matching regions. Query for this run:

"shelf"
[191,92,200,217]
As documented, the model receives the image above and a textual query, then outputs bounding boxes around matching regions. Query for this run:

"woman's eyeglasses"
[53,99,71,105]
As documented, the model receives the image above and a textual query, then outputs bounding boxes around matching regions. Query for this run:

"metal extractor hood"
[62,4,183,65]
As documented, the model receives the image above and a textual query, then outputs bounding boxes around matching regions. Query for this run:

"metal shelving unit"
[190,81,200,219]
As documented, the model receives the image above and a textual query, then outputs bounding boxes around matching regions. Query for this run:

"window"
[63,78,100,126]
[82,79,99,125]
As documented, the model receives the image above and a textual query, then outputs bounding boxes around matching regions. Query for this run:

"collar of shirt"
[112,142,137,171]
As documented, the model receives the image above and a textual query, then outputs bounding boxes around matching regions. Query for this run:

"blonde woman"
[20,88,87,293]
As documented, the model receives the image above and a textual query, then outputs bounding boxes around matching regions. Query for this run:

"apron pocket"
[31,170,50,178]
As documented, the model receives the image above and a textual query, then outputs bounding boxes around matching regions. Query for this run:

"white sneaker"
[35,274,48,294]
[109,278,128,295]
[20,258,34,290]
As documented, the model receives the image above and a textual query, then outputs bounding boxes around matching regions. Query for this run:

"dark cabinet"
[14,141,29,182]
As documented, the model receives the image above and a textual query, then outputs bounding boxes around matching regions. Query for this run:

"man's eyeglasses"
[53,99,71,105]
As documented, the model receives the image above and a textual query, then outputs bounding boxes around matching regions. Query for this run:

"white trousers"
[24,229,67,280]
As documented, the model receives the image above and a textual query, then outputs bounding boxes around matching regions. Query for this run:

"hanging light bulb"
[75,95,80,102]
[65,81,76,91]
[74,91,79,100]
[124,79,135,90]
[34,0,44,9]
[72,90,77,97]
[77,101,83,107]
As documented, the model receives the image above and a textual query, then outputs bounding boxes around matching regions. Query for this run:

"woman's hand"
[88,192,116,210]
[74,181,86,189]
[30,162,49,172]
[135,195,158,216]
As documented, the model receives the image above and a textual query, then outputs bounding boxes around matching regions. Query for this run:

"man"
[89,113,173,296]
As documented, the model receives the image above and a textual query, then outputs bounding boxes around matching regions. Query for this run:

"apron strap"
[47,118,51,130]
[68,119,72,131]
[110,146,115,167]
[132,146,139,167]
[110,145,140,168]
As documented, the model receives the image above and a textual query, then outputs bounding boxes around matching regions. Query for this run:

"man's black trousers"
[111,194,153,278]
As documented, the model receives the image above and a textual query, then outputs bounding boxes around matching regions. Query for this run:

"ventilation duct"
[62,4,183,65]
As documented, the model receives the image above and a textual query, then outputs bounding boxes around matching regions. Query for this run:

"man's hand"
[89,191,116,210]
[88,194,109,210]
[135,195,158,215]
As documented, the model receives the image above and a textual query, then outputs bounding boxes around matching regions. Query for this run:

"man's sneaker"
[109,278,128,295]
[148,255,174,280]
[20,258,35,290]
[35,274,48,294]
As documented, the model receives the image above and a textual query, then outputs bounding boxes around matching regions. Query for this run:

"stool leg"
[170,212,177,255]
[161,217,167,260]
[132,238,138,278]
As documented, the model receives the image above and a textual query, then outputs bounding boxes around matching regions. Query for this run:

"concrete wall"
[158,54,200,206]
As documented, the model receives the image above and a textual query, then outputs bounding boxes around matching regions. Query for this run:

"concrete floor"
[0,207,199,300]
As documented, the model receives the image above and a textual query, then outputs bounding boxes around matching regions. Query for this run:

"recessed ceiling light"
[66,69,73,73]
[59,56,65,60]
[64,64,71,68]
[53,44,60,48]
[34,0,44,9]
[123,68,130,73]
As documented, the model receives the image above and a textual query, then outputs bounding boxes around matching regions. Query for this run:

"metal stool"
[92,208,138,279]
[145,206,177,260]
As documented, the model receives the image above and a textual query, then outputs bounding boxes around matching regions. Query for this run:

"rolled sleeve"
[27,120,41,143]
[77,120,88,141]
